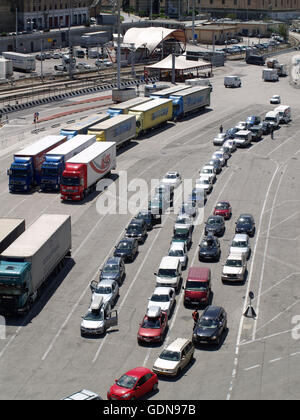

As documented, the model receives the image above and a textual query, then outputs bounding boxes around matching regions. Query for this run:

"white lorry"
[0,214,72,315]
[0,218,25,254]
[274,105,291,123]
[224,75,241,88]
[264,111,280,129]
[262,68,279,82]
[2,52,35,72]
[233,130,252,148]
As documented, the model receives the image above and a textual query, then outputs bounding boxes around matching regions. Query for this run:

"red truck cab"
[61,163,86,201]
[183,267,211,307]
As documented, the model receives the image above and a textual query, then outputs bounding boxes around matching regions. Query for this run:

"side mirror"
[154,272,157,276]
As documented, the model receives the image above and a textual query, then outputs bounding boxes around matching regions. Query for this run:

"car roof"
[153,287,174,295]
[147,306,162,318]
[187,267,211,280]
[125,367,152,378]
[119,237,135,243]
[208,215,223,220]
[97,278,117,287]
[232,233,248,241]
[63,389,100,400]
[227,253,243,260]
[106,257,122,265]
[239,213,253,218]
[165,337,191,352]
[203,306,223,318]
[170,241,185,250]
[128,218,144,225]
[159,256,180,268]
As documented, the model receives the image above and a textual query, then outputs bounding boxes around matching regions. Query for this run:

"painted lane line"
[260,210,300,236]
[240,328,294,347]
[244,364,260,371]
[268,357,282,364]
[255,299,300,334]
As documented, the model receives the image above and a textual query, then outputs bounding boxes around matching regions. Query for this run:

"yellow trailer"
[128,98,173,136]
[87,114,136,147]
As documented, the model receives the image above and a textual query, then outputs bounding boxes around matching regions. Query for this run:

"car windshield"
[169,249,184,257]
[116,374,138,389]
[165,174,176,179]
[158,269,176,277]
[201,240,215,248]
[216,203,228,209]
[231,241,247,248]
[62,176,80,186]
[159,350,180,361]
[226,259,242,267]
[127,226,140,234]
[84,311,104,321]
[42,168,58,176]
[11,169,28,177]
[142,317,161,329]
[117,242,132,250]
[199,179,209,185]
[207,218,220,225]
[176,218,187,224]
[96,286,112,294]
[238,217,252,224]
[174,231,188,239]
[199,318,218,329]
[202,169,211,174]
[214,153,223,158]
[186,281,208,291]
[103,264,119,273]
[151,294,170,302]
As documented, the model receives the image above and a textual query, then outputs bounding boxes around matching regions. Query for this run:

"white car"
[229,234,251,259]
[213,133,227,146]
[212,151,226,166]
[147,287,176,316]
[270,95,281,104]
[153,338,194,377]
[195,176,213,194]
[235,121,247,131]
[161,171,182,188]
[174,213,194,231]
[168,241,188,270]
[221,253,247,282]
[199,166,217,184]
[223,139,237,152]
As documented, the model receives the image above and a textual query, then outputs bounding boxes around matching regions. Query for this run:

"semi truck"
[2,52,36,72]
[107,97,152,117]
[87,115,136,147]
[262,68,279,82]
[59,113,110,140]
[7,135,67,193]
[40,134,97,192]
[61,142,116,201]
[169,86,211,120]
[149,84,189,99]
[0,214,71,315]
[0,219,25,254]
[128,98,173,136]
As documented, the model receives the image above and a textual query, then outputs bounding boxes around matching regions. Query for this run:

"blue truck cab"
[59,129,77,140]
[0,261,31,314]
[107,109,122,117]
[40,155,64,191]
[7,157,34,192]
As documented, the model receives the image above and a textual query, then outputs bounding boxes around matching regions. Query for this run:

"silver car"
[213,133,227,146]
[90,279,119,307]
[229,234,251,259]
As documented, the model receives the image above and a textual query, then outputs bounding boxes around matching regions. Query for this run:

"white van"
[264,110,280,128]
[233,130,252,147]
[274,105,291,123]
[224,75,242,88]
[154,256,182,292]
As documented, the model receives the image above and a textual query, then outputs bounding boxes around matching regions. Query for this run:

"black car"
[99,257,125,286]
[114,237,139,262]
[192,306,227,346]
[135,210,156,230]
[207,159,222,174]
[225,127,239,139]
[259,121,272,135]
[198,235,221,262]
[125,218,147,243]
[204,215,225,237]
[235,213,255,237]
[249,125,263,141]
[172,226,192,249]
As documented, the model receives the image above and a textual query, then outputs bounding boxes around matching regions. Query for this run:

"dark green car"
[171,227,192,249]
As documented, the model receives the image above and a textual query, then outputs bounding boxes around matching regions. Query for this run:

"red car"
[213,201,232,220]
[107,367,158,400]
[137,306,168,345]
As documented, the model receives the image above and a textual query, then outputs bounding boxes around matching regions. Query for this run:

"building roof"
[145,54,210,71]
[123,27,186,54]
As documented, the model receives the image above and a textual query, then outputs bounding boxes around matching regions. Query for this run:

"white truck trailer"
[0,218,25,254]
[2,52,35,72]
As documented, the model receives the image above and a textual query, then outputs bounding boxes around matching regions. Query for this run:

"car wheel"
[177,367,182,377]
[152,382,158,392]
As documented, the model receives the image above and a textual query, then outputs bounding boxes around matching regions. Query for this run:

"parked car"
[246,115,261,127]
[90,279,119,307]
[148,194,169,216]
[199,166,217,184]
[172,226,192,250]
[226,127,239,139]
[147,287,176,317]
[137,306,168,345]
[229,233,251,259]
[235,213,255,236]
[98,257,125,286]
[213,133,227,146]
[168,241,188,270]
[135,210,156,230]
[174,213,194,232]
[195,176,213,194]
[223,139,237,152]
[207,158,222,174]
[192,306,227,346]
[270,94,281,104]
[211,151,226,166]
[80,295,117,336]
[180,201,198,218]
[113,237,139,262]
[204,215,225,237]
[249,125,263,141]
[213,201,232,219]
[152,338,194,377]
[259,121,272,135]
[198,235,221,262]
[107,367,158,400]
[161,171,182,188]
[235,121,247,131]
[62,389,103,400]
[125,218,148,243]
[54,64,65,71]
[221,253,247,283]
[183,267,211,307]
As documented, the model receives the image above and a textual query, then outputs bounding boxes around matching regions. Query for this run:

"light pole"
[117,0,121,90]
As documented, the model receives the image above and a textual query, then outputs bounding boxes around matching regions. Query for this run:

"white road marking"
[260,210,300,236]
[244,364,260,371]
[240,328,294,346]
[255,299,300,334]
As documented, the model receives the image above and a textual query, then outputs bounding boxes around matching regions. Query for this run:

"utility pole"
[192,0,195,44]
[117,0,121,90]
[15,8,18,52]
[172,47,176,84]
[41,39,44,82]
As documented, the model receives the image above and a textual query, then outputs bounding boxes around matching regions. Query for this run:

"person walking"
[219,124,223,133]
[192,309,199,329]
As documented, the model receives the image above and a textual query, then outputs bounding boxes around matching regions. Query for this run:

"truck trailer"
[2,52,35,72]
[169,86,211,120]
[0,218,25,254]
[128,98,173,136]
[60,113,110,140]
[0,214,71,315]
[61,142,116,201]
[8,135,67,193]
[87,115,136,146]
[40,134,97,192]
[149,84,189,99]
[107,97,152,117]
[262,68,279,82]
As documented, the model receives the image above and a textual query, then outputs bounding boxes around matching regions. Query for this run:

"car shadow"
[194,327,229,352]
[222,270,248,286]
[156,357,196,383]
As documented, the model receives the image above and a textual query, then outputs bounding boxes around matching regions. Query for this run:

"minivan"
[224,75,242,88]
[264,111,280,128]
[274,105,291,123]
[233,130,252,147]
[183,267,211,307]
[155,256,182,292]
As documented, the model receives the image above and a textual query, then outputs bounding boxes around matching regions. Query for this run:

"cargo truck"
[61,142,116,201]
[0,214,71,315]
[128,98,173,136]
[40,134,97,192]
[262,68,279,82]
[169,86,211,120]
[0,219,25,254]
[87,115,136,147]
[149,84,189,99]
[7,135,67,193]
[2,52,35,72]
[60,113,110,140]
[107,97,152,117]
